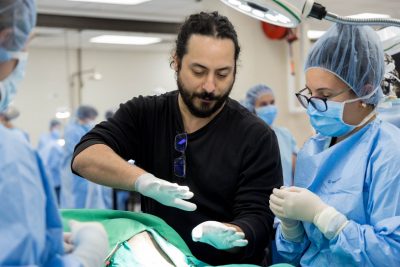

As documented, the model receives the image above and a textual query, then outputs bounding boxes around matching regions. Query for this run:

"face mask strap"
[343,86,379,105]
[8,51,28,61]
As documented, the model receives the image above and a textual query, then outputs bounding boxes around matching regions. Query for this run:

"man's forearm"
[72,144,146,191]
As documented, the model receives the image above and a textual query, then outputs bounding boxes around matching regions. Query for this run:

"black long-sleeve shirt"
[73,91,283,265]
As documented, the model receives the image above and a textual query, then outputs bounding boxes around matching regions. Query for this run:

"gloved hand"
[135,173,197,211]
[63,232,74,253]
[269,186,328,222]
[270,187,348,239]
[69,220,109,267]
[191,221,248,250]
[271,209,305,243]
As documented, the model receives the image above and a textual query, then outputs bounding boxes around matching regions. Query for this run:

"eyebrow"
[190,63,232,72]
[305,86,334,93]
[315,87,334,93]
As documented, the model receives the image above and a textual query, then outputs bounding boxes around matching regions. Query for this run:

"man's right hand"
[134,173,197,211]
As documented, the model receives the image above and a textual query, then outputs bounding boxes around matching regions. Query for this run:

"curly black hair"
[171,11,240,75]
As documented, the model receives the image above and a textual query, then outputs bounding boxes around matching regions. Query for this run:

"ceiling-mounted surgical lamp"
[220,0,400,28]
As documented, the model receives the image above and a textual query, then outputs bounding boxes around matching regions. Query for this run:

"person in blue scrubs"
[37,118,62,150]
[0,106,30,142]
[270,24,400,266]
[38,119,64,203]
[243,84,298,186]
[60,105,112,209]
[0,1,108,266]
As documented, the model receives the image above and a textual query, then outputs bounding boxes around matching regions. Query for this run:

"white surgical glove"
[63,232,74,253]
[69,220,109,267]
[191,221,248,250]
[269,187,348,239]
[275,216,305,243]
[135,173,197,211]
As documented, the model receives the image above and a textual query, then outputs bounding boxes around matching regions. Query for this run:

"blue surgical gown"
[37,132,57,151]
[60,122,111,209]
[38,139,63,189]
[378,99,400,128]
[275,119,400,266]
[0,124,81,266]
[273,126,298,186]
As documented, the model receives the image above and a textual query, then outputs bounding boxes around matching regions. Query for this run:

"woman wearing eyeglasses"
[269,24,400,266]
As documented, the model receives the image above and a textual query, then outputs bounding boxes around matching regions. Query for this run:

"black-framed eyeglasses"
[295,87,351,112]
[174,133,187,177]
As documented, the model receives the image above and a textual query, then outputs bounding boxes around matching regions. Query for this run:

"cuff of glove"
[134,173,154,192]
[281,220,305,243]
[314,206,349,240]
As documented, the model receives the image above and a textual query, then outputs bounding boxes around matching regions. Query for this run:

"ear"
[0,28,12,45]
[171,53,179,72]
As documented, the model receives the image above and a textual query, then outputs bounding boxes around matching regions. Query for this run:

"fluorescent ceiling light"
[348,13,391,19]
[56,111,71,119]
[67,0,151,5]
[90,35,162,45]
[57,139,66,147]
[307,30,326,40]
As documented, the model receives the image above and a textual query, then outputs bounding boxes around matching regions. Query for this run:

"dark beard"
[177,76,233,118]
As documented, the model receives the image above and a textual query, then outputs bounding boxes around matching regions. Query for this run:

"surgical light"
[220,0,400,28]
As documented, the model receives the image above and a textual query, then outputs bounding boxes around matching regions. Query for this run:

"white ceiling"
[32,0,400,50]
[37,0,204,22]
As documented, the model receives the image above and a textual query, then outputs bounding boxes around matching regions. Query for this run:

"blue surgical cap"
[76,105,98,121]
[0,0,36,61]
[0,105,19,120]
[104,109,114,120]
[50,118,61,128]
[305,24,385,105]
[243,84,274,113]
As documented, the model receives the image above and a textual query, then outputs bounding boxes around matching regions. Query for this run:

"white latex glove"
[270,187,348,239]
[269,187,328,222]
[191,221,248,250]
[272,215,305,242]
[69,220,109,267]
[63,232,74,253]
[135,173,197,211]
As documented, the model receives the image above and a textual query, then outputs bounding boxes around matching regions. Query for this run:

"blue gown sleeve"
[328,149,400,266]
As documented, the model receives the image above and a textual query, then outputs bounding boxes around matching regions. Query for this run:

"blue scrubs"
[275,119,400,266]
[273,126,298,186]
[38,139,63,202]
[378,99,400,128]
[37,132,56,151]
[0,125,81,266]
[60,122,111,209]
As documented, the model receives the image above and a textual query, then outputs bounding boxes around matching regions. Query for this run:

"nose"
[202,73,216,93]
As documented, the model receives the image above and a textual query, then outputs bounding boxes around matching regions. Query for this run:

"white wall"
[12,3,313,148]
[13,47,178,146]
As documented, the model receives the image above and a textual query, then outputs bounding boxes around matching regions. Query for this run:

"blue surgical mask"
[255,105,277,125]
[0,52,28,112]
[82,121,96,131]
[51,128,61,139]
[307,91,377,137]
[0,48,12,62]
